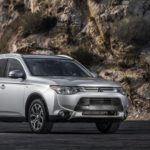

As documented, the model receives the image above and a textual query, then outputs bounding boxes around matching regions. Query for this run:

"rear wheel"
[96,120,121,134]
[28,99,53,134]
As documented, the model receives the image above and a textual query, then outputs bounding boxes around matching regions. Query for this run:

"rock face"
[0,0,150,119]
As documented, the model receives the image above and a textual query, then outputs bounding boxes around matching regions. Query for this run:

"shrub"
[41,16,57,32]
[112,16,150,46]
[14,2,25,12]
[71,48,94,67]
[21,12,57,36]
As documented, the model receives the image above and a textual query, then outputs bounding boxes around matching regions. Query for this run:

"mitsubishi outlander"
[0,54,128,134]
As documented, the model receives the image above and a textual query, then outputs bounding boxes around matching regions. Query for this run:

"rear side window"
[5,59,24,77]
[0,59,7,77]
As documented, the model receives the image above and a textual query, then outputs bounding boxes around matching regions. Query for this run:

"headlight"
[113,87,126,95]
[50,85,85,95]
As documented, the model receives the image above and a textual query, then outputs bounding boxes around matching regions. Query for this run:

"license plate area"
[82,110,117,116]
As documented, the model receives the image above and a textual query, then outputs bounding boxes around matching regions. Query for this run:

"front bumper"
[52,92,128,121]
[49,111,127,122]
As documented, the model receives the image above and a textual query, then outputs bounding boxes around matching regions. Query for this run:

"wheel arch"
[25,92,49,121]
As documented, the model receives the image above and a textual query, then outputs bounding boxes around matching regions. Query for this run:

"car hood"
[37,77,121,87]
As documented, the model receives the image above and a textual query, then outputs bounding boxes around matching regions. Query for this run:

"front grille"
[83,87,117,92]
[89,98,121,106]
[75,98,123,112]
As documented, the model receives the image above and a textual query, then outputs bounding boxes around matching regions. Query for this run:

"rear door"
[0,58,25,117]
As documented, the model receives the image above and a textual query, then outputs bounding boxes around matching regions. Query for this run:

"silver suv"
[0,53,128,134]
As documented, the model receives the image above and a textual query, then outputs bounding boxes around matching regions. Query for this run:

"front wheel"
[96,120,121,134]
[28,99,53,134]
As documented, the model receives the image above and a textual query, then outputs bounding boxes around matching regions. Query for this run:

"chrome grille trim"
[83,87,116,92]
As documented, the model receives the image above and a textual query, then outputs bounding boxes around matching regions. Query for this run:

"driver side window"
[6,59,24,77]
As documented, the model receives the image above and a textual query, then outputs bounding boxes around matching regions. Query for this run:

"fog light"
[58,110,71,119]
[58,110,65,118]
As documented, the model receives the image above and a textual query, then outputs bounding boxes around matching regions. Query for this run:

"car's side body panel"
[0,78,25,116]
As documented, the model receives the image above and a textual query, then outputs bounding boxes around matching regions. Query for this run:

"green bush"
[21,12,57,36]
[112,16,150,46]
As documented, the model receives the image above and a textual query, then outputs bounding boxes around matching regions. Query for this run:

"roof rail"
[0,53,22,57]
[7,53,22,56]
[56,55,73,59]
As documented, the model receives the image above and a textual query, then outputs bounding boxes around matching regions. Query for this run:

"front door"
[0,58,25,117]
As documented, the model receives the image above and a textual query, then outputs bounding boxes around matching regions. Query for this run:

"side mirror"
[8,70,25,79]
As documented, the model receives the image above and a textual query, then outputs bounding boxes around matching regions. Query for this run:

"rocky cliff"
[0,0,150,120]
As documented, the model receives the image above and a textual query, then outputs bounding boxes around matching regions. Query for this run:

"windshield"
[24,58,92,77]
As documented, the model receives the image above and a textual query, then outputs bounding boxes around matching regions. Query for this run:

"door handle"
[0,84,5,89]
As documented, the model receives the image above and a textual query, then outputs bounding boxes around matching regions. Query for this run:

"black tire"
[96,120,121,134]
[28,99,53,134]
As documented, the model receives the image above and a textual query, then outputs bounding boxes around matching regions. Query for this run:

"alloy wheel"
[29,103,44,131]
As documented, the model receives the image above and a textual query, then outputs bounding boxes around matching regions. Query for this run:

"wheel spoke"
[35,104,39,112]
[35,120,38,129]
[37,121,42,129]
[31,106,36,114]
[31,119,37,128]
[30,114,36,120]
[39,110,44,117]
